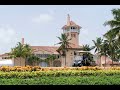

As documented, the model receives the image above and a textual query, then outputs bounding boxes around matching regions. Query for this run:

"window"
[74,52,76,55]
[2,57,11,59]
[73,27,75,29]
[71,27,76,29]
[58,55,59,58]
[36,54,49,58]
[39,62,48,67]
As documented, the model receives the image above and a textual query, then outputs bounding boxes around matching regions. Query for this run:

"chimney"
[67,14,70,26]
[21,38,24,45]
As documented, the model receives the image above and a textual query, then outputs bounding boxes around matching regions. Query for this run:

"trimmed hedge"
[0,70,120,78]
[0,66,106,72]
[0,66,120,79]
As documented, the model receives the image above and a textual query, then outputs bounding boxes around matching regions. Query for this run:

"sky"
[0,5,120,54]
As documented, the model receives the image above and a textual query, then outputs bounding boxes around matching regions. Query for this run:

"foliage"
[10,42,32,59]
[10,42,33,66]
[27,54,41,66]
[104,8,120,41]
[1,68,120,79]
[56,33,72,66]
[45,54,57,62]
[102,8,120,63]
[82,44,94,66]
[92,37,103,54]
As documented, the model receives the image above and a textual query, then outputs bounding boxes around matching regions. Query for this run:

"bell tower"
[62,14,81,48]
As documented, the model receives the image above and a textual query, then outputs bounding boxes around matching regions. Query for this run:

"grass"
[0,75,120,85]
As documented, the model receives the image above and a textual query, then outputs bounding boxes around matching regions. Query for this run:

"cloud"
[0,27,16,43]
[0,26,18,54]
[32,13,54,23]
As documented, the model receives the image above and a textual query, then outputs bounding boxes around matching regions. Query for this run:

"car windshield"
[75,60,80,62]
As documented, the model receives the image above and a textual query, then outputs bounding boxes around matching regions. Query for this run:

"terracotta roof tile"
[62,21,81,30]
[0,53,9,57]
[31,46,59,54]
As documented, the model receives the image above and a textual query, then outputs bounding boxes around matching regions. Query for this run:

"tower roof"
[62,14,81,29]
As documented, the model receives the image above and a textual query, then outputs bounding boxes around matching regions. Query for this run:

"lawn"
[0,75,120,85]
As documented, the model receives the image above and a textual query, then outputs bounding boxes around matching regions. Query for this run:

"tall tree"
[104,8,120,42]
[82,44,94,66]
[104,8,120,66]
[100,40,109,67]
[10,42,32,66]
[104,33,118,66]
[22,44,32,66]
[56,34,72,66]
[92,37,103,67]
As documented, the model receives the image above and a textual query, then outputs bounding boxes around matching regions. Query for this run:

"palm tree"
[104,33,118,66]
[10,42,32,66]
[104,8,120,66]
[56,33,72,66]
[23,44,32,66]
[115,48,120,62]
[104,8,120,42]
[92,37,103,67]
[82,44,94,66]
[100,40,109,67]
[83,44,95,51]
[10,42,24,66]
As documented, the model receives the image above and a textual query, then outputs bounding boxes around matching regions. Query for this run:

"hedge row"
[0,70,120,78]
[0,66,107,72]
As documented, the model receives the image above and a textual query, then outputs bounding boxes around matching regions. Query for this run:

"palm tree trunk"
[112,56,113,67]
[20,57,21,66]
[112,59,113,67]
[64,50,66,66]
[65,55,66,66]
[112,53,113,67]
[25,58,26,66]
[105,55,107,68]
[100,56,101,67]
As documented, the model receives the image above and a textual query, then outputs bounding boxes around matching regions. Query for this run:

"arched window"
[73,27,75,29]
[40,62,48,67]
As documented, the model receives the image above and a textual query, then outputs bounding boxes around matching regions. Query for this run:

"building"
[0,14,85,67]
[60,14,83,66]
[94,54,120,67]
[0,53,14,66]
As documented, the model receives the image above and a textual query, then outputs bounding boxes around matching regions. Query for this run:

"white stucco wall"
[0,59,14,66]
